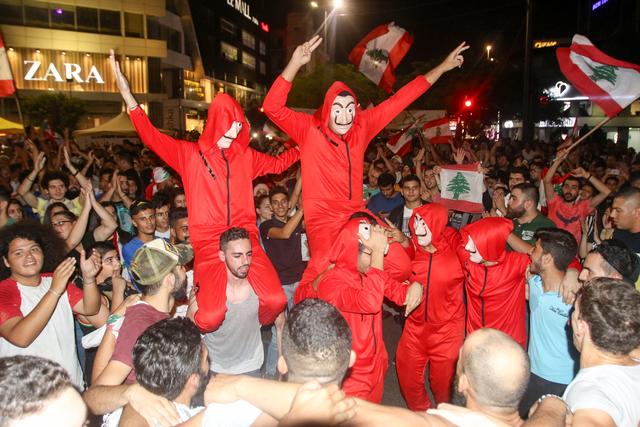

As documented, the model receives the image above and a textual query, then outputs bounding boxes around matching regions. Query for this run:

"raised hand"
[280,382,356,427]
[80,248,102,282]
[109,49,138,110]
[34,152,46,172]
[384,218,407,245]
[570,167,589,179]
[51,257,77,296]
[439,42,470,72]
[453,147,466,165]
[290,35,323,68]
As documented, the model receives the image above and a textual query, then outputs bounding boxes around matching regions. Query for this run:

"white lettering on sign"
[226,0,259,25]
[23,61,105,83]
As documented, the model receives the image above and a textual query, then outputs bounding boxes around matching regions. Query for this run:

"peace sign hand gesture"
[290,35,323,68]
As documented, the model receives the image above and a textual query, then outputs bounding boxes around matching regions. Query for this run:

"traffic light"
[464,99,473,108]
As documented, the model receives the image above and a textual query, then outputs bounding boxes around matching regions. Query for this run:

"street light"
[333,0,343,8]
[486,45,492,60]
[310,1,318,7]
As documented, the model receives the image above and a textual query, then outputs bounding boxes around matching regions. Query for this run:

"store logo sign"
[226,0,259,25]
[23,61,104,84]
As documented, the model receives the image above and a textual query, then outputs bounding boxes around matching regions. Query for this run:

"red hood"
[314,81,359,137]
[198,94,250,155]
[409,203,449,252]
[460,217,513,264]
[329,217,365,273]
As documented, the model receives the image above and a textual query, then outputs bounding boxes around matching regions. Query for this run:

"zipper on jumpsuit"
[221,149,231,226]
[360,275,377,354]
[479,265,488,326]
[424,254,434,322]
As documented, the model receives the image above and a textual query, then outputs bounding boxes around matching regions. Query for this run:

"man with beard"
[263,35,468,289]
[110,50,296,334]
[518,229,579,417]
[506,183,555,246]
[544,148,610,243]
[113,317,275,427]
[396,203,465,410]
[196,227,266,376]
[84,239,193,426]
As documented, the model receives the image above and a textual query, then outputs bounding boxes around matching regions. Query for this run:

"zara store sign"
[23,60,104,84]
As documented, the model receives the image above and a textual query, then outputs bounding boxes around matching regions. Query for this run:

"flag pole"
[14,93,24,131]
[564,116,611,152]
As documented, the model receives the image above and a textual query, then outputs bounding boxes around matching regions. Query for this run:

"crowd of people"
[0,36,639,427]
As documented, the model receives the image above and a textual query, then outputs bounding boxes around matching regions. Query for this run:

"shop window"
[0,1,22,25]
[77,7,98,32]
[148,57,162,94]
[242,52,256,70]
[166,27,182,52]
[220,18,236,36]
[259,61,266,75]
[242,30,255,49]
[125,12,144,38]
[25,5,49,28]
[99,9,121,36]
[259,41,266,55]
[221,42,238,62]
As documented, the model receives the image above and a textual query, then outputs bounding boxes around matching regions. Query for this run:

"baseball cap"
[129,239,194,286]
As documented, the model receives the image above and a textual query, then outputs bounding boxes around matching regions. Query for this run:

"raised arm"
[109,49,188,173]
[362,42,469,140]
[262,37,321,144]
[266,208,304,240]
[89,189,118,241]
[543,149,569,202]
[63,187,92,252]
[63,145,91,189]
[570,167,611,210]
[17,143,46,209]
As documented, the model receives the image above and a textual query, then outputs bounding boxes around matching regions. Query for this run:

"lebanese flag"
[556,34,640,117]
[386,122,419,157]
[422,116,452,144]
[439,163,484,213]
[348,22,413,93]
[0,33,15,97]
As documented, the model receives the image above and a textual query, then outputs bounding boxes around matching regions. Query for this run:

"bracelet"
[83,280,97,286]
[72,170,79,177]
[537,394,570,413]
[47,288,62,298]
[586,174,592,180]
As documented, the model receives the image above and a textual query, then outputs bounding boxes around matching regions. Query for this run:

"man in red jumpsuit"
[295,217,423,403]
[395,203,465,411]
[263,36,469,287]
[458,217,530,348]
[109,51,297,331]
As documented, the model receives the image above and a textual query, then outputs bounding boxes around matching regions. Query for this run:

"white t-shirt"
[401,206,414,237]
[155,229,171,240]
[563,363,640,427]
[103,400,261,427]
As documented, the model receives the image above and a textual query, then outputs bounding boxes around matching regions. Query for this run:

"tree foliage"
[22,93,86,131]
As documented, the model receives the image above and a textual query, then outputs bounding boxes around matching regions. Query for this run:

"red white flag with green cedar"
[386,121,419,157]
[348,22,413,93]
[556,34,640,117]
[439,163,484,213]
[0,33,15,97]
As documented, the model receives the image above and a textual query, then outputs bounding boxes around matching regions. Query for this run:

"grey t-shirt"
[203,286,263,375]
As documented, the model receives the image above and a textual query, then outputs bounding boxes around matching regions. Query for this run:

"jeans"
[265,282,298,377]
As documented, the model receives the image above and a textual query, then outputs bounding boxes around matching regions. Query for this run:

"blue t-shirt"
[122,237,145,269]
[366,192,404,218]
[528,275,579,384]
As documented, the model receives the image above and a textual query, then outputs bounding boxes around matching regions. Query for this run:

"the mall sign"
[23,60,104,84]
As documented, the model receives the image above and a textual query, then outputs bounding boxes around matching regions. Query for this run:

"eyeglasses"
[51,220,73,227]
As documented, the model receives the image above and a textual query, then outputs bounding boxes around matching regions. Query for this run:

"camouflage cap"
[129,239,194,286]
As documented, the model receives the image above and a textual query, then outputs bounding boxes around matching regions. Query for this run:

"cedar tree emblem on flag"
[348,22,413,93]
[556,34,640,117]
[446,172,471,199]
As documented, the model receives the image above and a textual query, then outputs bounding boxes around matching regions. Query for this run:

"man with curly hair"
[0,222,105,389]
[0,355,87,427]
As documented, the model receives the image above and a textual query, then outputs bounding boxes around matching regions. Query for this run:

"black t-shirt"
[613,229,640,254]
[259,218,307,285]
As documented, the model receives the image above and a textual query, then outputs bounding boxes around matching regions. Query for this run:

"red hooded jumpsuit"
[395,203,466,411]
[295,218,410,403]
[458,217,530,348]
[128,95,298,331]
[263,76,431,287]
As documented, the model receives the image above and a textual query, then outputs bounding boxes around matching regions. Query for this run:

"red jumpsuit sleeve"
[262,76,313,145]
[250,147,300,179]
[381,272,409,307]
[318,269,385,314]
[359,76,431,142]
[129,107,189,174]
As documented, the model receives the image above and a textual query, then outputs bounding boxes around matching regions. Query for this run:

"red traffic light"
[464,99,472,108]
